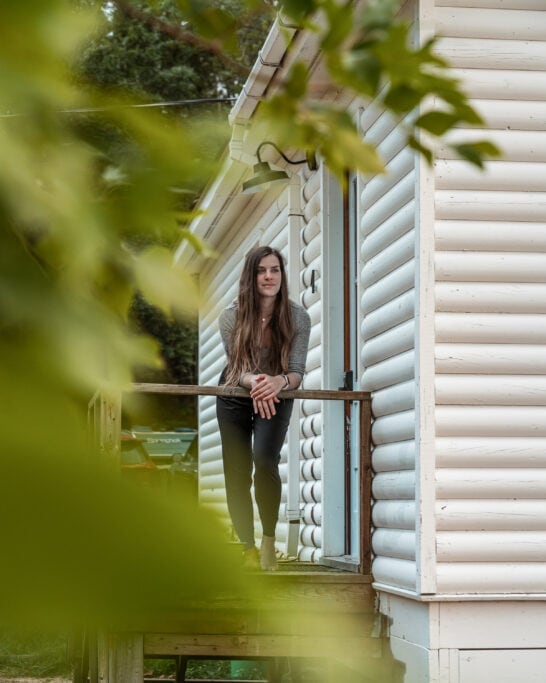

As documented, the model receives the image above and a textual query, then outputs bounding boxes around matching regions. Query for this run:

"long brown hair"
[224,246,294,386]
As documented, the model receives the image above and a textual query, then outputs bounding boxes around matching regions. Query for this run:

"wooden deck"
[97,564,400,683]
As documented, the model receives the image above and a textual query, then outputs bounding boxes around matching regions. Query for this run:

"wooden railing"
[130,383,373,574]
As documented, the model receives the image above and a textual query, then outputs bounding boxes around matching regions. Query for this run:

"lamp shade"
[241,162,290,194]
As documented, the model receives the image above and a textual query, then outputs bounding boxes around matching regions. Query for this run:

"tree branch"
[111,0,251,79]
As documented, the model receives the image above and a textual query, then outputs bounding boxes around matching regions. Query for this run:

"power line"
[0,96,238,118]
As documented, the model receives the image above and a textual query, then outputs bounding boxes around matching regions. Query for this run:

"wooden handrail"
[128,382,372,574]
[131,382,371,402]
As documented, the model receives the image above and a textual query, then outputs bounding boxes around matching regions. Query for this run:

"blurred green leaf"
[451,140,502,169]
[414,111,460,136]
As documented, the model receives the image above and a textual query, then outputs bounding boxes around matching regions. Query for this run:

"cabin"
[174,1,546,681]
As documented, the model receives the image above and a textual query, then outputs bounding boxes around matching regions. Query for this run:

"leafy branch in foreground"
[259,0,500,177]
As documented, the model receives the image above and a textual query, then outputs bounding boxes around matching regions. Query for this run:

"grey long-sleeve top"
[219,301,311,379]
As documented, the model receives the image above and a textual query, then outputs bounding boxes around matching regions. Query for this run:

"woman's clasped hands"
[249,373,286,419]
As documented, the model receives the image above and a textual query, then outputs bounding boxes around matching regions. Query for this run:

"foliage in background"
[128,292,198,427]
[0,629,71,678]
[0,0,498,635]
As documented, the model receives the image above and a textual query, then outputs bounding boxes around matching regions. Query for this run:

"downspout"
[286,174,304,558]
[228,14,299,165]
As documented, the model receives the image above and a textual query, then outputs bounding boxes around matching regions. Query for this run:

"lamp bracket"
[256,141,317,172]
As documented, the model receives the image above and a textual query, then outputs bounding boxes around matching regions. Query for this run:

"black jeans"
[216,389,293,548]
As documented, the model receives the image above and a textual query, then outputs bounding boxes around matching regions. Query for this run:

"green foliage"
[0,0,499,633]
[259,0,500,178]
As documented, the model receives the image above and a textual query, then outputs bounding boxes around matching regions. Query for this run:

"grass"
[0,628,71,678]
[0,631,267,680]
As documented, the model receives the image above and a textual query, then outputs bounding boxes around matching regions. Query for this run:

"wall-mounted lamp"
[242,141,317,194]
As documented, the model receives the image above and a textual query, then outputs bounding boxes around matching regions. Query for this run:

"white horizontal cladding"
[436,344,546,374]
[301,502,322,525]
[300,479,322,503]
[372,557,416,591]
[199,472,226,491]
[436,160,546,191]
[372,529,416,560]
[435,313,546,344]
[362,290,415,341]
[303,366,322,390]
[362,200,415,261]
[362,230,415,290]
[362,319,415,367]
[200,355,225,385]
[372,470,416,500]
[301,234,320,266]
[301,255,320,287]
[300,523,322,548]
[372,409,416,444]
[200,445,222,465]
[437,373,546,405]
[436,500,546,531]
[436,7,546,40]
[301,436,322,459]
[436,220,546,253]
[435,283,546,314]
[199,458,223,477]
[436,436,546,468]
[298,546,320,562]
[301,413,322,438]
[305,343,322,372]
[450,68,546,101]
[363,108,405,162]
[436,562,546,593]
[307,321,321,352]
[372,380,416,417]
[470,99,546,131]
[435,252,546,283]
[437,36,546,70]
[372,439,416,472]
[199,430,223,451]
[362,152,414,210]
[200,416,220,440]
[301,286,320,312]
[301,398,321,416]
[435,190,546,222]
[360,173,416,237]
[436,0,546,9]
[302,172,321,212]
[301,457,322,481]
[437,531,546,562]
[372,500,416,530]
[436,405,546,437]
[302,214,320,245]
[439,129,546,164]
[362,350,415,392]
[306,298,321,327]
[435,468,546,498]
[200,322,224,357]
[361,260,415,314]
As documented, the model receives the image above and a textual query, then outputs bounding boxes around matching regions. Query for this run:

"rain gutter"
[173,14,299,269]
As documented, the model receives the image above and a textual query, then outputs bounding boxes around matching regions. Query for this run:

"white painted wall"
[432,0,546,596]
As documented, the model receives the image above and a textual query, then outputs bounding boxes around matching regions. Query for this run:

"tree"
[0,0,498,626]
[72,1,274,429]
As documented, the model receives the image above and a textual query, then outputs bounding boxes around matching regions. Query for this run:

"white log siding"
[298,167,323,562]
[197,199,291,543]
[358,101,419,591]
[432,0,546,593]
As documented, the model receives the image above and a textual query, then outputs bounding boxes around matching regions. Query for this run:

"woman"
[217,246,311,570]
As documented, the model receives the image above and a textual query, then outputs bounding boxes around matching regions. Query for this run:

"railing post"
[359,396,372,574]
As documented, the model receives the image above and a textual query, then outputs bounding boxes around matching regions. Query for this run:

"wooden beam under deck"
[99,567,387,683]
